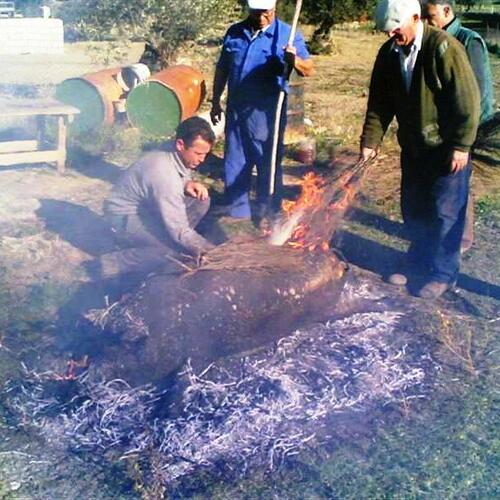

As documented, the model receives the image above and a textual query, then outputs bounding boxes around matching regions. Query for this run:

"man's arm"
[153,174,214,256]
[467,39,488,101]
[466,37,494,123]
[286,30,314,77]
[210,34,230,126]
[360,46,396,154]
[436,38,480,169]
[285,45,314,76]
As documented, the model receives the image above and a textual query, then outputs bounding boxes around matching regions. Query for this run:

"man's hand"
[284,45,297,69]
[360,146,378,163]
[283,45,314,77]
[185,181,209,201]
[210,101,223,126]
[450,150,469,173]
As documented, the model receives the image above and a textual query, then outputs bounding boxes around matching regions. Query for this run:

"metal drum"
[126,65,206,138]
[55,68,124,133]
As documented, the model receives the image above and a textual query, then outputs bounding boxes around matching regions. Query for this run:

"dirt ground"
[0,29,498,498]
[0,30,497,305]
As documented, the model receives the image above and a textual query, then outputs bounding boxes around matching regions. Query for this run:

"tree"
[457,0,482,11]
[61,0,238,67]
[279,0,377,53]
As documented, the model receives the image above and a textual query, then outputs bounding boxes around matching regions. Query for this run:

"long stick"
[269,0,304,196]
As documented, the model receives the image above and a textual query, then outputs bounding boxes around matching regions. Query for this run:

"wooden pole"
[269,0,303,196]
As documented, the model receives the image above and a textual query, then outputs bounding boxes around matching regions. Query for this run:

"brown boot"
[417,281,449,299]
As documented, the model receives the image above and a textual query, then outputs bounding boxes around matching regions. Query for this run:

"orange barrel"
[56,68,124,133]
[126,65,206,138]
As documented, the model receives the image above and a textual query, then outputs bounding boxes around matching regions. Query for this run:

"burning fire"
[282,172,326,217]
[49,356,90,381]
[270,167,363,251]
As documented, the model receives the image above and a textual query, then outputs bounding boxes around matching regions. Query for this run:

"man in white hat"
[210,0,313,225]
[360,0,480,298]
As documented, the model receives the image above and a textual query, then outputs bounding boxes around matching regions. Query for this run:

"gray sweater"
[104,145,212,255]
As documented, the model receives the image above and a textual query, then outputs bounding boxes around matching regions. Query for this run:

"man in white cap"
[210,0,313,225]
[360,0,480,298]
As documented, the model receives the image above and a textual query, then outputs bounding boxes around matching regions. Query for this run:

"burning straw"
[187,157,373,275]
[270,157,374,248]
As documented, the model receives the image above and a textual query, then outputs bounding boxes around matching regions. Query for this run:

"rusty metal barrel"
[126,65,206,138]
[55,68,124,133]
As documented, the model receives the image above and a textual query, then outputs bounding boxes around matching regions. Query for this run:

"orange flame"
[281,169,359,253]
[282,173,329,252]
[282,172,325,217]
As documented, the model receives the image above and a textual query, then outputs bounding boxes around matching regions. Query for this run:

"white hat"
[375,0,421,32]
[247,0,276,9]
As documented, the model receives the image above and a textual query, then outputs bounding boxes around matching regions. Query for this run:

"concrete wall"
[0,18,64,55]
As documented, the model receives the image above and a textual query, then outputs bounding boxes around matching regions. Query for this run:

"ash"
[5,289,441,486]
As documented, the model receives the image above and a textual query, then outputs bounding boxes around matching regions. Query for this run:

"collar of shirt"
[251,22,272,40]
[392,20,424,92]
[391,20,424,55]
[444,16,461,37]
[164,140,191,179]
[244,18,276,41]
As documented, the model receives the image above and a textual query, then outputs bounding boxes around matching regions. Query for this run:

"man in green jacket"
[360,0,480,299]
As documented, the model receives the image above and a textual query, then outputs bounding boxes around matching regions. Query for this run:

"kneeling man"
[100,116,216,278]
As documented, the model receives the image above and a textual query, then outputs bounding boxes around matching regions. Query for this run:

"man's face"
[387,14,420,46]
[176,136,212,169]
[248,8,275,29]
[423,3,451,29]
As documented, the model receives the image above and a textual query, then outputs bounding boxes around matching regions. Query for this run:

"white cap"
[375,0,421,32]
[247,0,276,9]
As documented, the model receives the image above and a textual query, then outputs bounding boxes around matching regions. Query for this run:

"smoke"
[269,208,304,246]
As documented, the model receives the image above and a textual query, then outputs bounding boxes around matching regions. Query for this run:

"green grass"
[476,194,500,225]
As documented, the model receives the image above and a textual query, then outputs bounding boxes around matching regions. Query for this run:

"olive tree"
[279,0,377,53]
[61,0,238,66]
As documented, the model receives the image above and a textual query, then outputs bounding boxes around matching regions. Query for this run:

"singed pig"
[85,240,348,386]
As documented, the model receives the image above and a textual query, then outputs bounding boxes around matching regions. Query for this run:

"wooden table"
[0,98,80,174]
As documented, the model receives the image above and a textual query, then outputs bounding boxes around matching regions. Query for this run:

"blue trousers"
[224,98,286,218]
[401,148,471,284]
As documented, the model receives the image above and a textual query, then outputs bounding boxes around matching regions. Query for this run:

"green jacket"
[446,16,495,124]
[361,23,480,154]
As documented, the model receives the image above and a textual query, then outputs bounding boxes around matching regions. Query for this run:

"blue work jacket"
[217,18,310,106]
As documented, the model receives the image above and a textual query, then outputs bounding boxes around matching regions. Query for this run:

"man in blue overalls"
[210,0,313,224]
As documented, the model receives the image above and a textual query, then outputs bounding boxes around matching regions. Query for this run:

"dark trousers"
[401,149,471,284]
[100,197,210,277]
